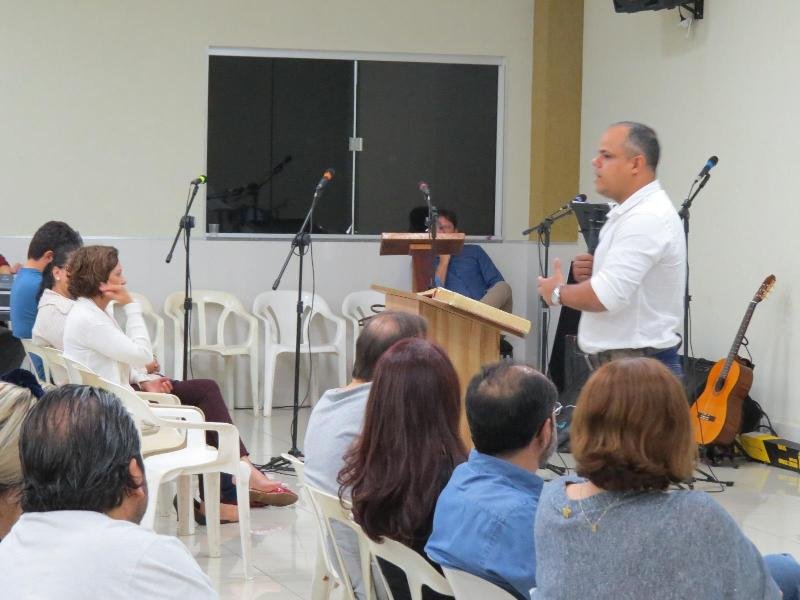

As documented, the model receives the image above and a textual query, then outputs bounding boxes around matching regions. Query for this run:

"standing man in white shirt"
[537,122,685,376]
[0,384,219,599]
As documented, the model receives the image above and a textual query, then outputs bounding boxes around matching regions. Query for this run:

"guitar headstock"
[754,275,776,303]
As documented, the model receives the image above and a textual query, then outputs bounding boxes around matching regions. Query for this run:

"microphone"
[521,194,587,235]
[418,181,431,198]
[695,156,718,182]
[314,168,335,196]
[190,175,207,185]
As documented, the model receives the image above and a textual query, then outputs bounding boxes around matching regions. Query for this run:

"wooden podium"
[379,233,465,292]
[372,285,531,447]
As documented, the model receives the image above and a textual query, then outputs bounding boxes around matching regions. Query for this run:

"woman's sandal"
[248,485,299,508]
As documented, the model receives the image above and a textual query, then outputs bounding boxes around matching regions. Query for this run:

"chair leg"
[337,349,347,388]
[250,348,259,416]
[224,356,235,410]
[264,352,278,418]
[236,459,253,579]
[176,474,194,536]
[141,469,166,530]
[311,545,332,600]
[311,355,320,404]
[156,480,175,518]
[204,472,221,558]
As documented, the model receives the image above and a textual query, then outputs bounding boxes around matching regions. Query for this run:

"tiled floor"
[155,407,800,599]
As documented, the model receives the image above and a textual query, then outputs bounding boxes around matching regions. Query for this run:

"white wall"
[582,1,800,436]
[0,0,534,239]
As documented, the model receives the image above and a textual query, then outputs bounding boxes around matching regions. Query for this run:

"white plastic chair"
[341,290,385,361]
[252,291,347,416]
[164,290,259,410]
[305,484,375,600]
[366,534,453,600]
[20,339,52,386]
[38,344,72,386]
[109,293,166,373]
[442,567,517,600]
[95,376,253,577]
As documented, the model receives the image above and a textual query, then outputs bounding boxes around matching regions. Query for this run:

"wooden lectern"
[372,285,531,447]
[379,233,465,292]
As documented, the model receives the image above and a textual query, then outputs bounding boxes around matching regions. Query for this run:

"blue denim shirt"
[425,450,543,600]
[434,245,504,300]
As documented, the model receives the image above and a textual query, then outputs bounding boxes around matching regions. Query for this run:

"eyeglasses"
[553,402,563,417]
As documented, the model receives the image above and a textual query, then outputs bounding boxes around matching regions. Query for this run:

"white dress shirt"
[0,510,218,599]
[578,180,685,354]
[63,297,153,386]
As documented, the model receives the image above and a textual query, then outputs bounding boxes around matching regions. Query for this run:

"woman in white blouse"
[60,245,296,521]
[31,243,82,385]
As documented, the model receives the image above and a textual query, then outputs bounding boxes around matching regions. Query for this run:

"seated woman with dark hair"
[533,357,800,600]
[31,241,82,384]
[60,245,296,521]
[338,337,466,600]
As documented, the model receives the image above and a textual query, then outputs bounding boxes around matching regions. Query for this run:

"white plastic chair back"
[109,293,166,371]
[341,290,385,358]
[306,485,370,600]
[366,535,452,600]
[62,355,104,387]
[164,289,258,410]
[39,345,71,386]
[442,567,517,600]
[20,339,51,386]
[252,291,347,416]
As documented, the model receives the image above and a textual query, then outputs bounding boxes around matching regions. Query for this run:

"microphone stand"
[524,204,574,373]
[424,190,438,289]
[165,181,202,380]
[264,180,325,463]
[679,172,730,489]
[678,172,712,378]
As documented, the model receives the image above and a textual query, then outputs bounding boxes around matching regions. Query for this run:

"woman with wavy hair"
[61,245,296,522]
[338,337,466,600]
[533,357,799,599]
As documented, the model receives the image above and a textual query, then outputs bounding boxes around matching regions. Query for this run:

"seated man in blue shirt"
[434,209,512,312]
[10,221,82,341]
[425,362,559,600]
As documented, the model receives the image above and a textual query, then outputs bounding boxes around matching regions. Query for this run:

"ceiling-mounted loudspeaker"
[613,0,704,18]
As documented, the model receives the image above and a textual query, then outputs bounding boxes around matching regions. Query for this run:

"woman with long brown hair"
[338,337,466,600]
[533,358,799,599]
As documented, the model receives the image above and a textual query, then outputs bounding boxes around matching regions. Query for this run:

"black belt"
[585,345,672,370]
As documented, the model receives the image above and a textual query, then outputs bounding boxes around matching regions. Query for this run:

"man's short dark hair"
[437,208,458,229]
[352,311,427,381]
[466,362,557,455]
[20,385,144,513]
[615,121,660,171]
[27,221,82,260]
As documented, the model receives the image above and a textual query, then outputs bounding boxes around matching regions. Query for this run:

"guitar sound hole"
[714,378,725,393]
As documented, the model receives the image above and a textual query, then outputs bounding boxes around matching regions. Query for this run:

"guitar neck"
[719,301,757,381]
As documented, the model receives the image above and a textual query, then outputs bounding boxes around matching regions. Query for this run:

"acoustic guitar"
[689,275,776,446]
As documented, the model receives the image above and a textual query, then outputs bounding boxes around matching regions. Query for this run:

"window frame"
[204,46,506,241]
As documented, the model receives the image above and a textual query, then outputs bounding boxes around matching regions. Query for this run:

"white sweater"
[63,297,153,387]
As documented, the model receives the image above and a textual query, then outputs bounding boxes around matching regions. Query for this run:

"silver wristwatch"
[550,284,564,306]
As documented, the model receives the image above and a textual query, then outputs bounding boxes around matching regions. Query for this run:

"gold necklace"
[577,489,631,533]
